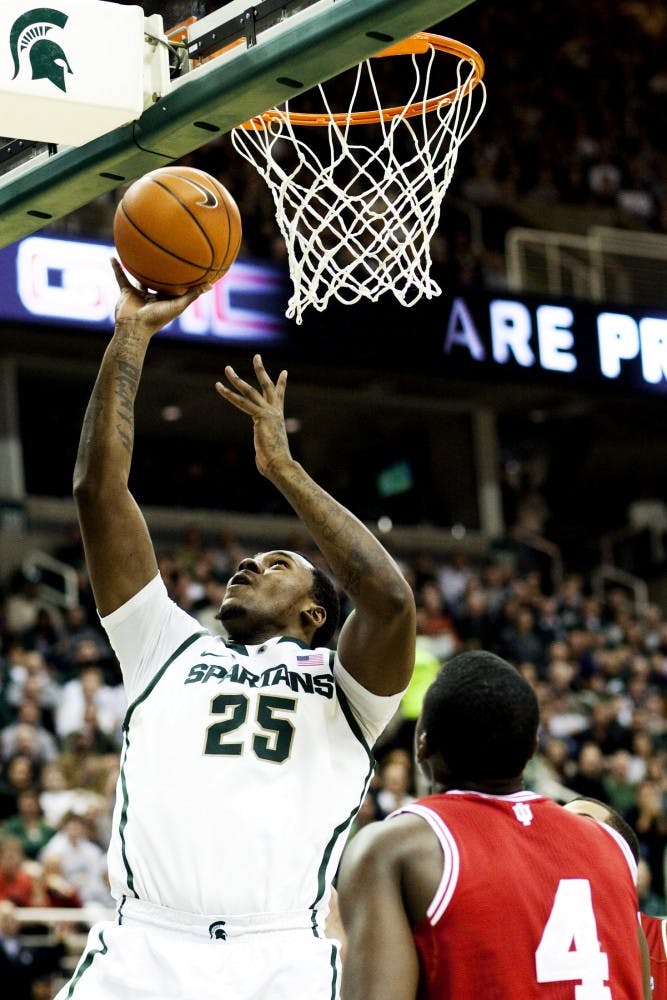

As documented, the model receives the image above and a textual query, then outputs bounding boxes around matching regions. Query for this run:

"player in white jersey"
[58,260,416,1000]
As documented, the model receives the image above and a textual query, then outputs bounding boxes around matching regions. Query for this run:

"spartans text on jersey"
[184,661,335,698]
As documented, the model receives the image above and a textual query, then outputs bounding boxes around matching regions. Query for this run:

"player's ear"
[415,725,429,763]
[302,603,326,632]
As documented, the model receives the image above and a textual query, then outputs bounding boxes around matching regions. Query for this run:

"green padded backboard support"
[0,0,477,248]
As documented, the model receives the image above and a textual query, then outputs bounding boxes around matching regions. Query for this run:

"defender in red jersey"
[564,796,666,999]
[338,650,645,1000]
[641,914,667,998]
[564,798,652,999]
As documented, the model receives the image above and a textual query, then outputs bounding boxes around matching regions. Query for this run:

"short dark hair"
[309,564,340,649]
[570,797,640,863]
[421,650,539,782]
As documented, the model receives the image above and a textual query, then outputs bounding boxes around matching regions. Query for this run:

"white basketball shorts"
[56,899,342,1000]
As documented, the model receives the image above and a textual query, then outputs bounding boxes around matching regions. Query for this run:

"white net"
[231,40,486,324]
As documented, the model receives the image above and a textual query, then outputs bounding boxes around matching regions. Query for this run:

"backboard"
[0,0,478,249]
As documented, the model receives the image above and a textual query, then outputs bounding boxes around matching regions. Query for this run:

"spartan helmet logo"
[9,7,73,93]
[208,920,227,941]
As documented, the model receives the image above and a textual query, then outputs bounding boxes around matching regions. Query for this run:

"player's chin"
[216,599,248,623]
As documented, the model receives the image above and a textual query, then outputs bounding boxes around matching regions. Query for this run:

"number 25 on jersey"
[204,693,297,763]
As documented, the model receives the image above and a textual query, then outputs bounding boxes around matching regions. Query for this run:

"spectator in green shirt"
[2,789,55,860]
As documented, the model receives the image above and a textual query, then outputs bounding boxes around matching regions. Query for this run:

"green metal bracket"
[0,0,477,248]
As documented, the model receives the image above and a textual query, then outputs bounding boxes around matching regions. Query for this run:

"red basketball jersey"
[640,913,667,998]
[399,791,643,999]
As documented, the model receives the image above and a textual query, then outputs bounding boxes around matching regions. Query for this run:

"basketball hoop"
[231,32,486,324]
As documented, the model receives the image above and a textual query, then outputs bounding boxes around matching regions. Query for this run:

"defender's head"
[564,797,640,863]
[217,550,339,648]
[417,650,539,789]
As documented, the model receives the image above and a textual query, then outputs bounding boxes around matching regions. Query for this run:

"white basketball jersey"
[102,575,400,923]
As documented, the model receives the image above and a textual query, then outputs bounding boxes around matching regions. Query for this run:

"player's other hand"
[215,354,293,479]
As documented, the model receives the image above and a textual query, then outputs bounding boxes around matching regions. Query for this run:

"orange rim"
[240,33,485,130]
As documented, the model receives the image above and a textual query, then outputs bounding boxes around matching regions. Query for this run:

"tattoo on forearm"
[114,359,140,454]
[281,471,373,597]
[75,336,147,479]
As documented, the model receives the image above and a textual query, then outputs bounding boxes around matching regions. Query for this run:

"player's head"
[217,550,339,648]
[417,650,539,789]
[563,797,640,863]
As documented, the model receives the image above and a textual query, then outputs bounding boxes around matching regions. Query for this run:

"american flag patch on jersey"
[297,653,324,666]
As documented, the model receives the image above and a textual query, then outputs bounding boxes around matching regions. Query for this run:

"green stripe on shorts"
[67,930,108,997]
[329,943,339,1000]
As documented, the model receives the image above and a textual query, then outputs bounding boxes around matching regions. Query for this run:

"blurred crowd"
[451,0,667,241]
[62,0,667,291]
[0,523,665,993]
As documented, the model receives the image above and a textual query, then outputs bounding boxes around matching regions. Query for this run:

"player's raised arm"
[73,260,210,616]
[215,355,416,695]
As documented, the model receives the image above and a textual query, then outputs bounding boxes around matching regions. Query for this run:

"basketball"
[113,166,242,296]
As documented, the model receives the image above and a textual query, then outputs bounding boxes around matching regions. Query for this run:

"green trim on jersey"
[335,684,373,762]
[123,630,207,731]
[307,673,378,924]
[67,929,108,997]
[310,676,375,924]
[118,740,135,895]
[225,640,249,656]
[118,629,206,895]
[276,635,311,650]
[224,636,314,653]
[309,759,375,922]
